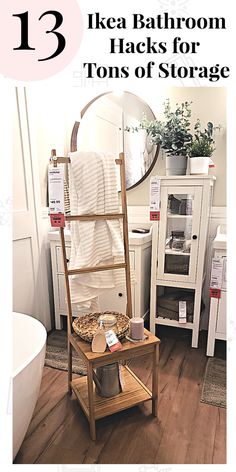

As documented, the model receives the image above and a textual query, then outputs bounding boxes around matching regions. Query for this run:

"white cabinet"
[49,229,152,329]
[206,225,227,356]
[150,176,215,348]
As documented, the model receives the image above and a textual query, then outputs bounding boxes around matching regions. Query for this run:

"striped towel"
[68,151,131,311]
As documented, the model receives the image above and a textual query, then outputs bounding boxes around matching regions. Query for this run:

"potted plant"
[140,99,193,175]
[188,120,215,174]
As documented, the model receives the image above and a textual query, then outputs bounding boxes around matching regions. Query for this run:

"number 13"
[13,10,66,61]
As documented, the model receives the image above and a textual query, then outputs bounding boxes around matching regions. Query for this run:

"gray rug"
[45,330,87,375]
[201,357,226,408]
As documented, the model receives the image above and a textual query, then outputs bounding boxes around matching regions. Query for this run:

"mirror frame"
[70,92,160,191]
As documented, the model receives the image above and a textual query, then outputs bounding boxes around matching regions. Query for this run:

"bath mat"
[201,357,226,408]
[45,330,87,375]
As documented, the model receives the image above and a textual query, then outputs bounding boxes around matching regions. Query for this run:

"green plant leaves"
[140,99,193,155]
[189,119,215,157]
[134,100,215,158]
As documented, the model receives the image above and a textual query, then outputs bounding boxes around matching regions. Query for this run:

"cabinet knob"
[192,234,198,240]
[66,258,70,263]
[118,292,123,297]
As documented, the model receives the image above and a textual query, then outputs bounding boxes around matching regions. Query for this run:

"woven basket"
[72,311,130,342]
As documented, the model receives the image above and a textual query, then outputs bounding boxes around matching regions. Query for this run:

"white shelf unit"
[49,229,152,329]
[206,225,227,356]
[150,175,215,348]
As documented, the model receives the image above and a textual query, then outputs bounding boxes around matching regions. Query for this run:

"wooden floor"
[15,327,226,464]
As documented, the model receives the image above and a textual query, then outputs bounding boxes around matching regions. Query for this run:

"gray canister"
[93,363,122,398]
[166,155,187,176]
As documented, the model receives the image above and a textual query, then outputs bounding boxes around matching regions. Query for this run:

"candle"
[130,317,144,340]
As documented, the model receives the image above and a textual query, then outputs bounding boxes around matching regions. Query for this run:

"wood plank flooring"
[14,327,226,464]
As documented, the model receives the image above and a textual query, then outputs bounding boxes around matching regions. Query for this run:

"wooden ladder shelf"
[49,149,160,440]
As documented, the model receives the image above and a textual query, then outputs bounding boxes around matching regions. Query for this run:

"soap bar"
[130,317,144,340]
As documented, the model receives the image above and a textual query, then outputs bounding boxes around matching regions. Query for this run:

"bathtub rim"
[12,312,47,379]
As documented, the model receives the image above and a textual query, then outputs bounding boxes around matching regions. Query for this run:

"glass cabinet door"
[157,186,202,283]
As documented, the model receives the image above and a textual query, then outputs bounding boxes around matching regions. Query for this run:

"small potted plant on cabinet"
[140,100,193,175]
[188,120,215,174]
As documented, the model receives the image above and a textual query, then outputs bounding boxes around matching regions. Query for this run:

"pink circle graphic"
[0,0,83,81]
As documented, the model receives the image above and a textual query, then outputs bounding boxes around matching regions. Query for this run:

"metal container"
[93,363,122,398]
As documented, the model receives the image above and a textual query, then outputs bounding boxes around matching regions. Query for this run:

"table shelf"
[68,328,159,440]
[71,365,152,421]
[69,330,158,365]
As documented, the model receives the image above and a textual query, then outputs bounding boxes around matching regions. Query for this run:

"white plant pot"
[189,156,210,175]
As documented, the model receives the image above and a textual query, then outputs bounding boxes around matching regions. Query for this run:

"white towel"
[68,151,131,311]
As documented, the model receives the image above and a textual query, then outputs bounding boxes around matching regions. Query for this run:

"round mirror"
[70,92,159,190]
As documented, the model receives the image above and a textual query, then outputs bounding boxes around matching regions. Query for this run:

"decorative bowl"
[72,311,130,342]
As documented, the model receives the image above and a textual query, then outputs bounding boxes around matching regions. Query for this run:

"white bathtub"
[13,312,47,459]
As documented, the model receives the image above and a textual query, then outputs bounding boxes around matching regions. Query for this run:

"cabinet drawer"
[98,285,135,314]
[98,289,127,313]
[56,246,71,273]
[216,291,226,335]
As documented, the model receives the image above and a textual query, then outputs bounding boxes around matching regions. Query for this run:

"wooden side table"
[69,328,160,440]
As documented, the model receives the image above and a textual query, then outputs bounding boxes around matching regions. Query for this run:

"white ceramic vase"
[189,156,213,175]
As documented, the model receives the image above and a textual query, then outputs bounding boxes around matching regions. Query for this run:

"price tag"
[150,211,160,221]
[48,165,65,227]
[179,301,187,324]
[210,257,223,298]
[209,288,221,299]
[150,176,160,221]
[105,329,122,352]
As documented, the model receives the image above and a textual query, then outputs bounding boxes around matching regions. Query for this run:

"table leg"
[152,344,159,417]
[68,339,72,395]
[206,297,218,356]
[87,363,96,440]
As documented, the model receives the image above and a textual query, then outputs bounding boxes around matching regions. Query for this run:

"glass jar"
[98,313,117,331]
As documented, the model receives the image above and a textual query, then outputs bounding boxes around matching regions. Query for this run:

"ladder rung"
[68,262,126,275]
[66,213,124,222]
